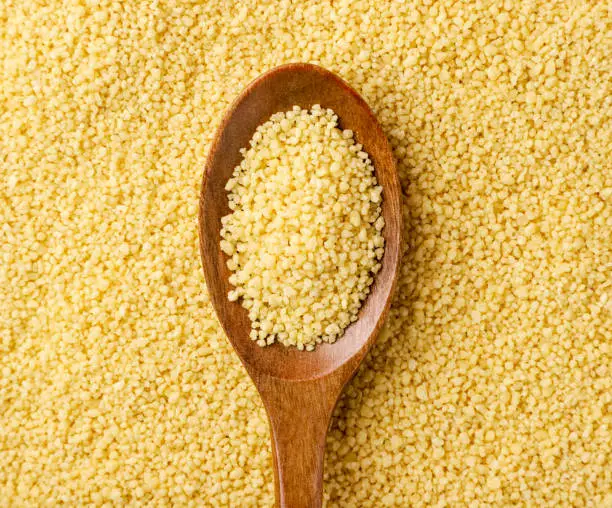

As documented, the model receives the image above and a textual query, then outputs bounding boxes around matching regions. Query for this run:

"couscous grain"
[220,106,384,351]
[0,0,610,506]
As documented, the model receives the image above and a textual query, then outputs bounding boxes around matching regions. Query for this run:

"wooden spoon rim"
[198,62,403,381]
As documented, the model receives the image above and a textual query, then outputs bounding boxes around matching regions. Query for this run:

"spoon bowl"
[199,63,402,507]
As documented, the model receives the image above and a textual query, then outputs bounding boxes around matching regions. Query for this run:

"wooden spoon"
[198,63,402,508]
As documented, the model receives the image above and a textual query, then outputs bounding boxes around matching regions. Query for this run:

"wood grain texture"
[198,63,403,508]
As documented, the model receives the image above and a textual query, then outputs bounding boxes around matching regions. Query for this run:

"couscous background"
[1,0,610,506]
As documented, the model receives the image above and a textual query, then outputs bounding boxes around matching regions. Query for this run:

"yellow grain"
[0,0,610,506]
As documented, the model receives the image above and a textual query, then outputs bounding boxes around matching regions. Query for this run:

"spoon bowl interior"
[199,63,402,381]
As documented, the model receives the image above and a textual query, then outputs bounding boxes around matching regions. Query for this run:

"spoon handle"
[258,377,340,508]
